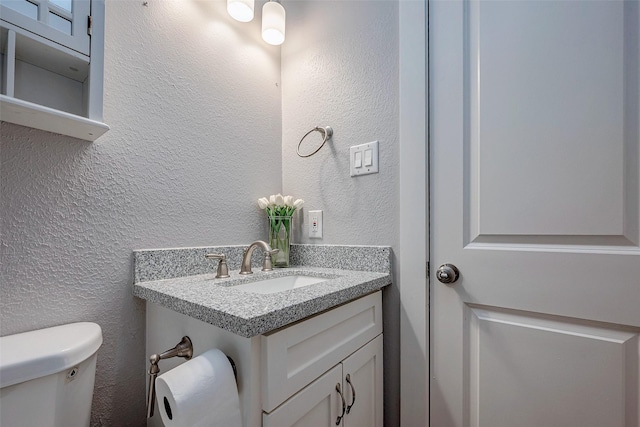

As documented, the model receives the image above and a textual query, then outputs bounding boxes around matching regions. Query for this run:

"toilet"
[0,322,103,427]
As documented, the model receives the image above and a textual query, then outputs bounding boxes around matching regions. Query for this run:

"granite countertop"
[132,244,392,338]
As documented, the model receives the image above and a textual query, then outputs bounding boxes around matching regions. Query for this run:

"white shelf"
[0,94,109,141]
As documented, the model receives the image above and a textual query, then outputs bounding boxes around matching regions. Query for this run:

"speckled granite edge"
[132,267,391,337]
[290,244,391,273]
[134,244,392,283]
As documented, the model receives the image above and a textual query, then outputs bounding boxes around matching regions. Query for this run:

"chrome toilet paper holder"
[146,336,238,419]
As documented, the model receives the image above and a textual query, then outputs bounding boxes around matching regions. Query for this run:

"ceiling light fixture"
[227,0,254,23]
[262,0,285,46]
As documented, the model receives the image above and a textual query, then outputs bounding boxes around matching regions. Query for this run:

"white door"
[431,1,640,426]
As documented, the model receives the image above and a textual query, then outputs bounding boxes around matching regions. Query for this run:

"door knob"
[436,264,459,284]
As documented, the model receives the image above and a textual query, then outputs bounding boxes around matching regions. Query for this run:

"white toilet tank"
[0,322,103,427]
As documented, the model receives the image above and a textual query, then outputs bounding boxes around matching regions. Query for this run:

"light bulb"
[227,0,254,22]
[262,1,285,45]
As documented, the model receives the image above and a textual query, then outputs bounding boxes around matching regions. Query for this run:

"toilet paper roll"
[155,349,242,427]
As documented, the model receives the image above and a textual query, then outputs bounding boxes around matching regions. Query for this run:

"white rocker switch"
[350,141,379,177]
[364,149,373,166]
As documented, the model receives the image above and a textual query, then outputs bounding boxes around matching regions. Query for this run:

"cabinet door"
[1,0,91,55]
[342,335,384,427]
[263,365,343,427]
[261,291,382,412]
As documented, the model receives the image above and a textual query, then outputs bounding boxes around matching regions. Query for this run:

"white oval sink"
[234,275,328,294]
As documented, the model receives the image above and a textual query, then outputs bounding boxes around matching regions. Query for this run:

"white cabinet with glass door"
[1,0,90,55]
[0,0,108,140]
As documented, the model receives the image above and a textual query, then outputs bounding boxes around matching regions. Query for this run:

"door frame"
[398,0,429,426]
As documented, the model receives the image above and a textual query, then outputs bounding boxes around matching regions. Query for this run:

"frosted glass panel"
[3,0,38,19]
[49,0,72,12]
[48,12,72,34]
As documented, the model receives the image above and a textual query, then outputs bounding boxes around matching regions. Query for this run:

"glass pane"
[48,0,71,12]
[3,0,38,20]
[48,12,71,34]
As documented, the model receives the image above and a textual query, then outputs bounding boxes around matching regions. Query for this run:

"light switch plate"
[308,210,323,239]
[350,141,379,177]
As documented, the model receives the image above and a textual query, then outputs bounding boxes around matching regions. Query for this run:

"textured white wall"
[1,0,403,425]
[0,1,281,425]
[281,1,400,425]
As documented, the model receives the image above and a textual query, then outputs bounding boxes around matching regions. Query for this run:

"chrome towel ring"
[297,126,333,158]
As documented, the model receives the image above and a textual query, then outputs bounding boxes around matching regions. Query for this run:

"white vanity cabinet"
[261,291,383,426]
[146,291,384,427]
[263,334,383,427]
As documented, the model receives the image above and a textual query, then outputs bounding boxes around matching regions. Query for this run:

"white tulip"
[284,195,294,207]
[258,197,269,209]
[269,194,277,205]
[275,193,284,206]
[293,199,304,209]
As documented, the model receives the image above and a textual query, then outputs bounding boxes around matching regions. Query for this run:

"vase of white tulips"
[258,194,304,268]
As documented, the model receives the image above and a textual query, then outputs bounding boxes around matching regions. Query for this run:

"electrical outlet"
[308,210,323,239]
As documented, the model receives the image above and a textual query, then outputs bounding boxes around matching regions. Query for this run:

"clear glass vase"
[268,215,292,267]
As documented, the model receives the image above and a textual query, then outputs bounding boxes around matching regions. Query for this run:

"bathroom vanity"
[133,244,391,427]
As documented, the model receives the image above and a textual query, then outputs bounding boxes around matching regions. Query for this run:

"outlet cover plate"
[308,210,323,239]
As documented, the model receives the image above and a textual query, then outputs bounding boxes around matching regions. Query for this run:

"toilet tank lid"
[0,322,103,388]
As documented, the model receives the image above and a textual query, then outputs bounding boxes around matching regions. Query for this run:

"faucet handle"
[205,253,230,278]
[262,249,280,271]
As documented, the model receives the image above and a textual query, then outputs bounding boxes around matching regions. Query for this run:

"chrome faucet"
[240,240,279,275]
